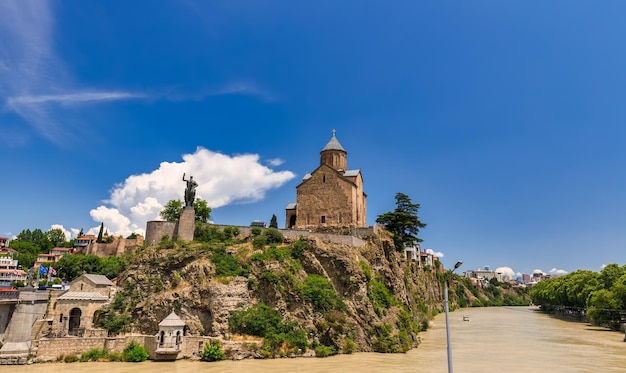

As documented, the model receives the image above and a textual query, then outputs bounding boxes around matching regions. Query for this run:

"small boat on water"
[463,315,470,321]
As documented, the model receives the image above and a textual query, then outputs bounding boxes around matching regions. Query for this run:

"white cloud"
[7,91,144,105]
[211,82,277,102]
[266,158,285,167]
[495,266,515,281]
[425,248,444,258]
[549,268,568,276]
[90,147,295,237]
[533,269,546,275]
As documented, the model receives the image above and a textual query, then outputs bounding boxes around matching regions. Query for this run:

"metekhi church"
[285,130,367,229]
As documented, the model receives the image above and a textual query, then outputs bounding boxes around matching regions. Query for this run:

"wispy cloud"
[7,91,144,105]
[0,2,277,144]
[266,158,285,167]
[209,82,278,102]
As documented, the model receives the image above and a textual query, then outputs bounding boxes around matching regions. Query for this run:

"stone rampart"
[83,237,144,257]
[33,334,260,362]
[146,220,177,245]
[210,224,376,248]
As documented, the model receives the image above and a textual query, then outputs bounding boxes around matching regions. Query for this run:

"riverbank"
[7,307,626,372]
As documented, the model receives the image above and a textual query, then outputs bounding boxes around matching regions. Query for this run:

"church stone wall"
[295,166,360,229]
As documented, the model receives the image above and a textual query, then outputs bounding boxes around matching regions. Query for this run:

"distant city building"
[464,266,503,287]
[0,251,27,287]
[250,220,267,228]
[73,235,97,250]
[0,236,8,249]
[34,247,72,270]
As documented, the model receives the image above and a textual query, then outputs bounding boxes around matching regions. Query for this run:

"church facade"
[286,131,367,230]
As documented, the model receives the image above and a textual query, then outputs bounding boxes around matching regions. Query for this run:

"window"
[321,216,326,224]
[323,175,326,183]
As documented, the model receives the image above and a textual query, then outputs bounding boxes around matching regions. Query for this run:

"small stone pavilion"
[154,311,186,360]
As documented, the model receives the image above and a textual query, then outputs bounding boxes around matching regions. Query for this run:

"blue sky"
[1,1,625,277]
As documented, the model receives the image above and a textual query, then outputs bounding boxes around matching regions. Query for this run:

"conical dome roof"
[321,129,346,152]
[159,311,186,327]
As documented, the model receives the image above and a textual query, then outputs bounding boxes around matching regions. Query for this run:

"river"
[10,307,626,372]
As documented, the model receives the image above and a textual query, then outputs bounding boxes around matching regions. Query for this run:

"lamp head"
[454,261,463,270]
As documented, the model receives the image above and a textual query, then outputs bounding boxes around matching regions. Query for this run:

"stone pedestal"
[177,207,195,242]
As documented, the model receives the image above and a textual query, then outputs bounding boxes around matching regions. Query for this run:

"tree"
[269,214,278,228]
[97,223,104,243]
[160,198,211,222]
[14,228,52,253]
[9,241,39,270]
[375,192,427,252]
[160,199,184,221]
[46,228,67,248]
[193,198,211,223]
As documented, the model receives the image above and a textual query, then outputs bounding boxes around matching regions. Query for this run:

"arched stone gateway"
[68,308,82,335]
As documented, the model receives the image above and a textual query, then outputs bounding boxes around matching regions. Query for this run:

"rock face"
[115,229,446,353]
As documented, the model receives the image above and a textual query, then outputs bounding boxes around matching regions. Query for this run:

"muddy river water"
[11,306,626,372]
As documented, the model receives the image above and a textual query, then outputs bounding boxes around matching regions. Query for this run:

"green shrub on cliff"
[229,303,308,356]
[300,274,345,312]
[201,339,227,361]
[123,340,149,362]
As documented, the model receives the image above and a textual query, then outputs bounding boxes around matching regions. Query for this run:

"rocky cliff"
[108,228,448,355]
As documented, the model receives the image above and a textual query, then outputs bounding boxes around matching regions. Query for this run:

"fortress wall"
[209,224,375,247]
[146,221,177,245]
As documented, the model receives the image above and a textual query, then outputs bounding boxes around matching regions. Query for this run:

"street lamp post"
[445,261,463,373]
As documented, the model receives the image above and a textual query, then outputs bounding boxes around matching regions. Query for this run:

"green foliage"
[300,274,345,312]
[123,340,149,362]
[95,294,132,336]
[342,338,357,354]
[269,214,278,228]
[47,228,68,247]
[250,246,291,262]
[291,239,308,259]
[375,192,427,252]
[14,228,52,252]
[54,254,127,281]
[229,303,284,337]
[222,226,240,239]
[193,198,212,223]
[77,342,146,363]
[160,199,184,221]
[9,241,39,269]
[530,270,602,308]
[211,247,249,277]
[63,354,79,363]
[97,223,104,243]
[314,345,335,357]
[370,322,410,353]
[229,303,308,356]
[252,235,267,249]
[359,261,372,281]
[201,340,227,361]
[80,348,108,362]
[160,198,211,223]
[264,228,284,244]
[368,279,396,309]
[251,226,263,236]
